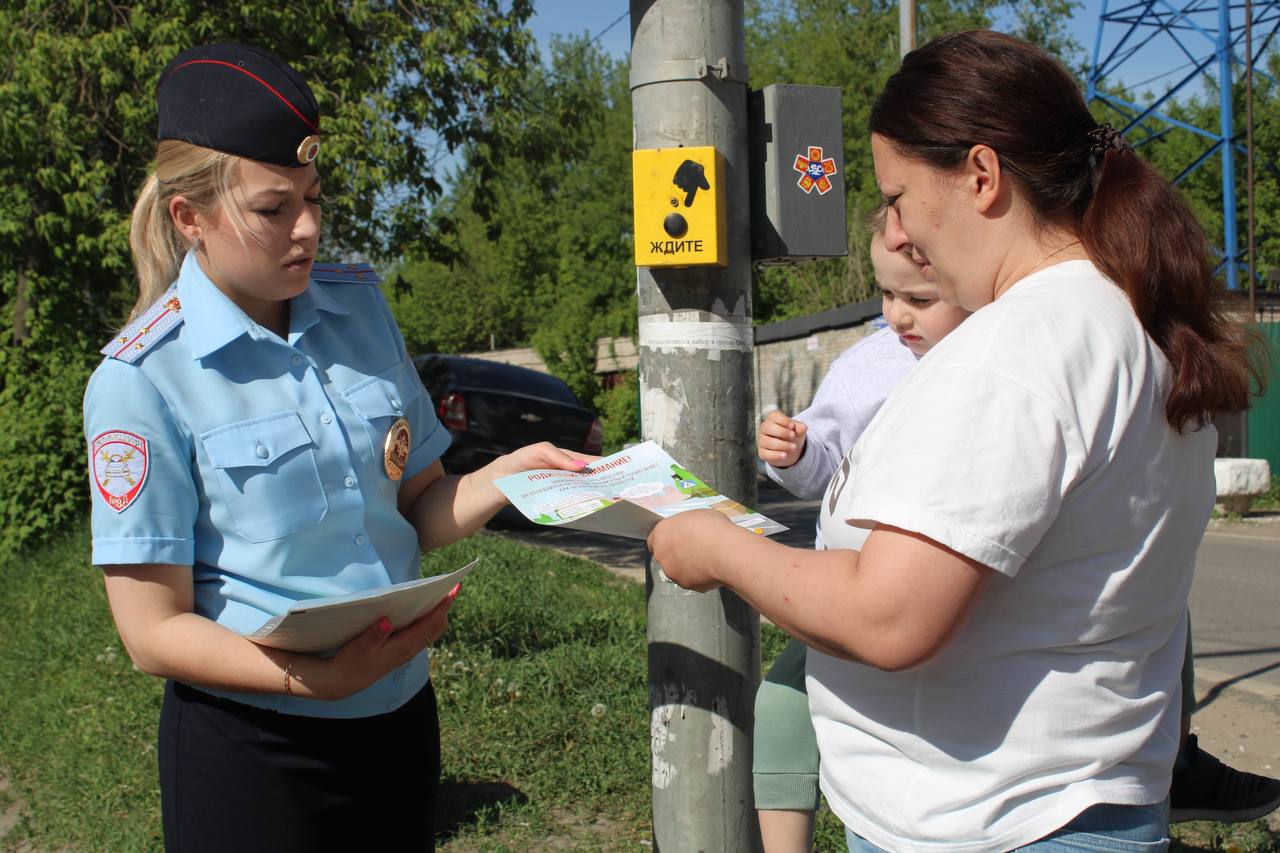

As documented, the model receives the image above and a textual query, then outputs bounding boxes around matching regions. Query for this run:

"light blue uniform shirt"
[85,252,451,718]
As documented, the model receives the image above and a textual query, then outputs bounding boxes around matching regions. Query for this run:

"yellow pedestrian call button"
[632,146,727,267]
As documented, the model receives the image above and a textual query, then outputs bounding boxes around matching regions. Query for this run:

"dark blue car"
[413,354,602,477]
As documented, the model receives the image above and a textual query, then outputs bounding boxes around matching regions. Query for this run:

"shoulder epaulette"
[310,263,381,285]
[101,285,185,363]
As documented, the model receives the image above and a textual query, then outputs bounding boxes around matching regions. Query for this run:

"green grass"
[2,523,1278,851]
[0,525,655,851]
[0,528,165,851]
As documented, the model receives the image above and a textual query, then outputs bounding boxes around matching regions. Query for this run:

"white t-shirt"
[808,260,1215,852]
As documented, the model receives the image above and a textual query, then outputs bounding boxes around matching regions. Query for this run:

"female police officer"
[83,44,584,851]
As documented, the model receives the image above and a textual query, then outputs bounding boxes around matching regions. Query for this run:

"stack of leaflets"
[244,560,478,653]
[494,440,787,539]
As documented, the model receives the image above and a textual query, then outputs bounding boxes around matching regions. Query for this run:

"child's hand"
[757,410,807,468]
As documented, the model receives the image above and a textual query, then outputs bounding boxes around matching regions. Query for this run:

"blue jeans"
[844,799,1170,852]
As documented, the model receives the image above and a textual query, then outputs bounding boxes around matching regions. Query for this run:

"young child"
[753,213,969,852]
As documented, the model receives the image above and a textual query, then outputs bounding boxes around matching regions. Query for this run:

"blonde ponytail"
[126,140,239,322]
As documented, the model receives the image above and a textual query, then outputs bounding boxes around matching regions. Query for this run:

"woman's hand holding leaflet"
[647,508,739,592]
[406,442,591,552]
[104,564,464,701]
[300,583,461,700]
[488,441,594,480]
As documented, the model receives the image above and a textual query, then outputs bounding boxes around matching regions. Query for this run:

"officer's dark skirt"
[159,679,441,852]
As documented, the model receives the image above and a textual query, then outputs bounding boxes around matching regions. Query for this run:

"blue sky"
[526,2,1102,66]
[527,4,631,61]
[525,1,1266,97]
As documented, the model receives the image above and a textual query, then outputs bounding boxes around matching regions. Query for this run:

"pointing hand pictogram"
[672,159,710,207]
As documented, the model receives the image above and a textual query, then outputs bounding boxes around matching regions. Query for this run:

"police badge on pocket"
[384,417,410,481]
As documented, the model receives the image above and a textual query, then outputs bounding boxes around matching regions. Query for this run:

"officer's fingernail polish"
[572,458,587,468]
[378,617,392,634]
[449,583,461,598]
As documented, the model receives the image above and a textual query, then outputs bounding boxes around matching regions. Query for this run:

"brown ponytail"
[1082,149,1261,429]
[870,29,1264,431]
[126,140,240,323]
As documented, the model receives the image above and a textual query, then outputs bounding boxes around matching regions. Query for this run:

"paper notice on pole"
[494,441,787,540]
[638,316,752,360]
[244,560,478,654]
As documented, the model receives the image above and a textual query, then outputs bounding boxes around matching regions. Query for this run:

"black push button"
[663,213,688,238]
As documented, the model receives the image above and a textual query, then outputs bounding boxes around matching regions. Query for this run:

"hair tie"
[1088,123,1130,155]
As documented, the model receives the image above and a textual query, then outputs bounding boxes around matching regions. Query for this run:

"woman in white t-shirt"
[648,30,1262,852]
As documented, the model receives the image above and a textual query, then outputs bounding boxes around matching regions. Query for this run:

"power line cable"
[508,8,629,118]
[423,7,628,171]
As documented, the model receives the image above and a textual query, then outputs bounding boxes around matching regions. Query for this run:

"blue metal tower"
[1086,0,1280,288]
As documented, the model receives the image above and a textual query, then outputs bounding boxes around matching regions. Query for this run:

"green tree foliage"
[746,0,1084,320]
[1092,50,1280,286]
[388,7,1087,448]
[389,37,636,409]
[0,1,537,555]
[1246,60,1280,284]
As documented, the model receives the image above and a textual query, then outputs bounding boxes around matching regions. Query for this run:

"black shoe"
[1170,734,1280,824]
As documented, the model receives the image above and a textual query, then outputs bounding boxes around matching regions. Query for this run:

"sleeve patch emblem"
[91,430,150,513]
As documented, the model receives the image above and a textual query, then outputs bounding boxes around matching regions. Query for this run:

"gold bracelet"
[283,654,297,697]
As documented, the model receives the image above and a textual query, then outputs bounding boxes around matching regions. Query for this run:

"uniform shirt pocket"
[341,363,422,465]
[200,411,328,543]
[343,364,417,420]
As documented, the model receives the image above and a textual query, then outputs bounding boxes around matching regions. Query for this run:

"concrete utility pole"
[630,1,761,850]
[900,0,917,58]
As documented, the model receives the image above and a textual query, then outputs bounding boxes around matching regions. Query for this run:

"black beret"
[157,43,321,168]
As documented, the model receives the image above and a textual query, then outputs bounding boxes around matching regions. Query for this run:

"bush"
[595,371,640,454]
[0,344,96,557]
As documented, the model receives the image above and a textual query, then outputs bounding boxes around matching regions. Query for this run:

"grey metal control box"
[748,84,848,264]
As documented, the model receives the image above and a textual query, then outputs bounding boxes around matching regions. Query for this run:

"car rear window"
[432,358,584,406]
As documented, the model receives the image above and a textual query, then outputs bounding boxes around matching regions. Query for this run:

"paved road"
[493,492,1280,797]
[496,488,1280,700]
[1190,521,1280,700]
